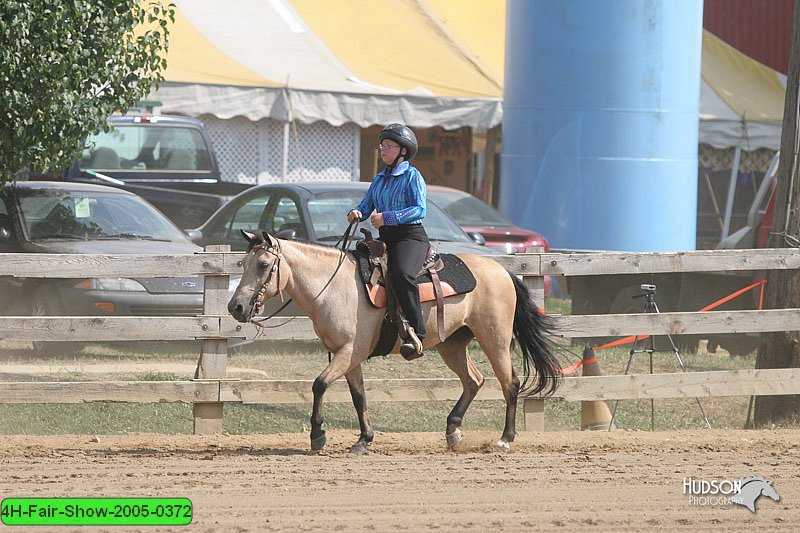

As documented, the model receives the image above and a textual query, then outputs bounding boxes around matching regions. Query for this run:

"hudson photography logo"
[683,476,780,512]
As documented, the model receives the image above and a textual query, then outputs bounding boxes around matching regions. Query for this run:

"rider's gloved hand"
[347,209,362,224]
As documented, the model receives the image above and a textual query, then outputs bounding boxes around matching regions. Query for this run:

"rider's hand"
[347,209,362,224]
[370,210,385,229]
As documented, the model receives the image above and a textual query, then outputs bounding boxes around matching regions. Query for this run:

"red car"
[427,186,550,252]
[427,186,552,295]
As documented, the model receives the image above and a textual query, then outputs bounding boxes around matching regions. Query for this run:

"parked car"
[0,181,205,354]
[427,186,549,253]
[186,181,506,256]
[60,114,250,229]
[185,181,508,320]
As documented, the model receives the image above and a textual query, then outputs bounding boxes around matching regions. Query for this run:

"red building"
[704,0,794,73]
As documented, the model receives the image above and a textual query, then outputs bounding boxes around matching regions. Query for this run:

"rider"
[348,123,429,360]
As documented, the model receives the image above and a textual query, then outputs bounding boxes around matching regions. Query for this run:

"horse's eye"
[258,261,271,271]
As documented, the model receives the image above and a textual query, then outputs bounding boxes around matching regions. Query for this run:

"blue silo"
[500,0,703,251]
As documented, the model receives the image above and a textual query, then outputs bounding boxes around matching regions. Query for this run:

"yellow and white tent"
[152,0,786,149]
[700,31,785,150]
[153,0,504,129]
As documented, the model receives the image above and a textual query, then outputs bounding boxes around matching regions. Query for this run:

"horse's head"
[761,480,780,502]
[228,229,285,322]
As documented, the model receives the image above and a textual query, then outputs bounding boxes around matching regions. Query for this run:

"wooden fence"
[1,247,799,433]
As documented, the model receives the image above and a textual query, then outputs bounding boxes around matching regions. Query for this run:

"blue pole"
[500,0,703,251]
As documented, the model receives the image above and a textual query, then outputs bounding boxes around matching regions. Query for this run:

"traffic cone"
[580,347,616,430]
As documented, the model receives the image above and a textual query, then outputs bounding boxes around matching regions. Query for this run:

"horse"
[227,230,561,453]
[730,476,780,512]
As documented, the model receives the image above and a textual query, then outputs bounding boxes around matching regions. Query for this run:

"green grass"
[0,296,768,435]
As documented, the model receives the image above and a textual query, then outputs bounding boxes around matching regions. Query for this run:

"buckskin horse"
[227,230,561,453]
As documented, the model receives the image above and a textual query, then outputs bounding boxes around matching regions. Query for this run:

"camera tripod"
[609,284,711,431]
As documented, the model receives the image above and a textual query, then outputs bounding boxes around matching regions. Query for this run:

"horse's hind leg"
[436,327,484,449]
[474,330,520,450]
[345,364,374,455]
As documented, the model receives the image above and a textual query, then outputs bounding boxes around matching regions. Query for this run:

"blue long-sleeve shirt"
[353,161,426,226]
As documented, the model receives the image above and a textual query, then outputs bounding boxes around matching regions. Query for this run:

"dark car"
[187,181,506,257]
[62,114,249,228]
[0,181,204,354]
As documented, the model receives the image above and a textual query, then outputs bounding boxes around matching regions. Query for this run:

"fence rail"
[0,248,797,433]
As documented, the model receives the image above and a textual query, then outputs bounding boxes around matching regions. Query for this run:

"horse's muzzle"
[227,297,253,323]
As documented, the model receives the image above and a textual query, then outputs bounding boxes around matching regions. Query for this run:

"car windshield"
[307,190,473,243]
[429,189,511,227]
[78,125,212,172]
[15,188,188,242]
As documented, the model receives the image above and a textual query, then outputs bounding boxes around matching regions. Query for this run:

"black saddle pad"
[416,253,476,293]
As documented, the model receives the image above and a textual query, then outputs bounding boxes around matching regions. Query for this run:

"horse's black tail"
[508,271,562,396]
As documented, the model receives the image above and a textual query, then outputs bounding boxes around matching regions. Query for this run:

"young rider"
[348,123,429,360]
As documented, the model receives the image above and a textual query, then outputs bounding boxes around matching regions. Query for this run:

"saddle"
[353,229,477,352]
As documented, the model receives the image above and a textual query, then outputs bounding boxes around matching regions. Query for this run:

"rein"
[249,222,359,328]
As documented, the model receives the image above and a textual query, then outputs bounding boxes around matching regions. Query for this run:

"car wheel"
[31,286,83,357]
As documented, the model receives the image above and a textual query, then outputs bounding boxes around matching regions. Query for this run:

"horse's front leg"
[310,347,353,452]
[345,364,373,455]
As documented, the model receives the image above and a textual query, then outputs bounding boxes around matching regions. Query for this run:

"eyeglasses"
[378,143,400,151]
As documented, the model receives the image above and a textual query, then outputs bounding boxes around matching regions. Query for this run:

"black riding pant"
[379,224,429,339]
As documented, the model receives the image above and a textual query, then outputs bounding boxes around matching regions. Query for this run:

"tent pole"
[282,122,290,180]
[722,146,742,239]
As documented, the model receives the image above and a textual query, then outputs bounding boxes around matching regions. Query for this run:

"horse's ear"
[260,230,277,248]
[241,229,257,243]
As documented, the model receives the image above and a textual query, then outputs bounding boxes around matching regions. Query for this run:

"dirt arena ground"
[0,429,797,532]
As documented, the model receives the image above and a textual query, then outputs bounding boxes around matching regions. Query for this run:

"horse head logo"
[730,476,780,513]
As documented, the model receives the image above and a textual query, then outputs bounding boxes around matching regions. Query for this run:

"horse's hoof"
[310,433,327,451]
[446,429,463,449]
[494,439,511,451]
[349,442,369,455]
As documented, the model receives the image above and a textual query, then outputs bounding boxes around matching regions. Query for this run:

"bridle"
[246,221,359,328]
[249,238,284,319]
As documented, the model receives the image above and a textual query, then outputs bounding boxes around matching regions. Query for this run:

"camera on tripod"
[632,283,657,299]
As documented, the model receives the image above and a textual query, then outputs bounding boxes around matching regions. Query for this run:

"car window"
[79,125,212,172]
[307,191,364,240]
[428,190,510,227]
[208,191,272,241]
[15,189,187,241]
[269,196,305,238]
[423,201,474,242]
[0,196,15,251]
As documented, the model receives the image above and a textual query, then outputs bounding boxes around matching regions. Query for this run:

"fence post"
[521,246,546,431]
[193,245,230,434]
[523,246,545,311]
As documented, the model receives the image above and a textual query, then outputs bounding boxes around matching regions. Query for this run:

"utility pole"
[753,0,800,426]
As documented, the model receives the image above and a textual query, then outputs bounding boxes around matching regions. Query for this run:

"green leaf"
[0,0,172,181]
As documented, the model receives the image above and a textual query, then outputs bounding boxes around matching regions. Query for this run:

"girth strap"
[429,268,446,343]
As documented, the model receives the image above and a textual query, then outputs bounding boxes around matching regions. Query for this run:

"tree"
[753,0,800,426]
[0,1,174,182]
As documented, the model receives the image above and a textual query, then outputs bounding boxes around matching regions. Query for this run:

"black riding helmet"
[379,123,418,161]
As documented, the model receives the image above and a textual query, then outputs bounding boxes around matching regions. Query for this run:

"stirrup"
[400,328,424,361]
